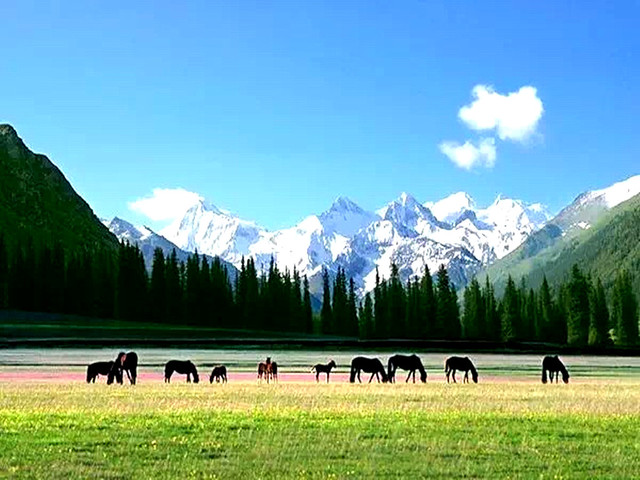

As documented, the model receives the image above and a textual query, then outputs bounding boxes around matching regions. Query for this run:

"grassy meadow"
[1,378,640,479]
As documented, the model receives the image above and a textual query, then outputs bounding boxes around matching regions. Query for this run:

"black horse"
[108,351,138,385]
[350,357,388,383]
[165,360,199,383]
[387,354,427,383]
[444,356,478,383]
[209,365,228,383]
[87,361,121,383]
[542,355,570,384]
[311,360,337,383]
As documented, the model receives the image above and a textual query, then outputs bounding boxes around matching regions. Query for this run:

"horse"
[349,356,388,383]
[209,365,228,383]
[108,351,138,385]
[387,354,427,383]
[444,356,478,383]
[164,360,199,383]
[87,361,120,384]
[268,361,279,383]
[542,355,570,384]
[258,356,272,383]
[311,360,337,383]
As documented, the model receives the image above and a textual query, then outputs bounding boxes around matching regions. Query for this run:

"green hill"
[0,124,117,250]
[481,193,640,294]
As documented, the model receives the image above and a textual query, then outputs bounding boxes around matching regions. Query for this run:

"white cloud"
[458,85,543,142]
[439,138,497,170]
[128,188,203,222]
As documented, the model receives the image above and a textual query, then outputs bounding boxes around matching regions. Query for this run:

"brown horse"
[258,357,272,383]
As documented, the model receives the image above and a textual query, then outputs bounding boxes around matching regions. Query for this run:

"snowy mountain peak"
[427,191,476,224]
[330,195,360,211]
[582,174,640,208]
[319,196,378,237]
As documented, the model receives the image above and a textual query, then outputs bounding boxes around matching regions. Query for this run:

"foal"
[311,360,337,383]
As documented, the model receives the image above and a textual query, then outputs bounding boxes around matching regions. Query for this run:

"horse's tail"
[387,357,394,382]
[541,367,548,384]
[86,365,92,383]
[164,364,171,382]
[310,366,316,372]
[444,357,449,373]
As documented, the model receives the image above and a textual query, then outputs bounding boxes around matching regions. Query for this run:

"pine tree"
[388,263,407,337]
[611,270,638,346]
[0,233,7,308]
[501,275,520,342]
[435,264,460,339]
[359,292,374,339]
[567,264,590,346]
[419,266,436,338]
[462,277,484,339]
[321,268,333,334]
[588,277,609,346]
[347,277,359,337]
[150,248,166,323]
[483,276,500,340]
[165,249,182,324]
[302,275,313,334]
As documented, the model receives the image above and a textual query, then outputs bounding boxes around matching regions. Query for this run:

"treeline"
[0,235,313,333]
[1,232,637,346]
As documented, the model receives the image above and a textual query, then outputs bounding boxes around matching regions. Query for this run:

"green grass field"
[2,380,640,479]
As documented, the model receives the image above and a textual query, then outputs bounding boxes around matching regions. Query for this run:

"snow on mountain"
[159,189,555,294]
[161,200,266,266]
[579,174,640,209]
[107,216,237,277]
[425,192,476,224]
[552,174,640,233]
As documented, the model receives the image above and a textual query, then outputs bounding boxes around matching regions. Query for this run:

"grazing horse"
[87,361,120,384]
[311,360,337,383]
[444,356,478,383]
[209,365,228,383]
[350,357,388,383]
[387,354,427,383]
[542,355,570,384]
[164,360,199,383]
[108,351,138,385]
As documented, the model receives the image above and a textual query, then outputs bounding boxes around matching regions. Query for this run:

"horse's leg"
[406,370,412,383]
[464,371,468,383]
[452,370,457,383]
[357,370,362,383]
[316,372,319,383]
[326,372,330,384]
[368,372,375,383]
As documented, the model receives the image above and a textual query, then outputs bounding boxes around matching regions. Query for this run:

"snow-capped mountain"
[425,192,476,224]
[106,217,237,277]
[161,200,266,266]
[552,174,640,234]
[159,188,556,294]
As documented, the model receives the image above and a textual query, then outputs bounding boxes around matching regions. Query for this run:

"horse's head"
[192,367,200,384]
[471,370,479,383]
[380,370,389,383]
[420,370,427,383]
[209,372,214,384]
[562,370,570,383]
[328,360,336,369]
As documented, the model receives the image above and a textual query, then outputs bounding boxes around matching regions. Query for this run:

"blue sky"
[2,1,639,230]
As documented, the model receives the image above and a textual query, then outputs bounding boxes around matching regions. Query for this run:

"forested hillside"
[482,193,640,295]
[0,124,117,250]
